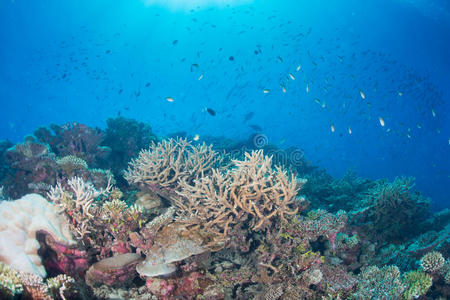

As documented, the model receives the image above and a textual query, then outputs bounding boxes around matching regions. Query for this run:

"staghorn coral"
[125,138,224,197]
[48,176,146,261]
[48,176,113,240]
[175,150,304,249]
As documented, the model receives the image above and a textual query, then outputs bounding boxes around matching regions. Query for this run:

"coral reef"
[0,120,448,299]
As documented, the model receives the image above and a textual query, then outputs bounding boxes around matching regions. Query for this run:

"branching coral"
[175,150,304,249]
[0,262,23,297]
[420,251,445,273]
[124,138,224,195]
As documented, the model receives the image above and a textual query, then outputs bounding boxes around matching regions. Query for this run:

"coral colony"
[0,118,449,299]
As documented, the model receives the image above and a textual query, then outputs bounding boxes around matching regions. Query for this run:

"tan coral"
[176,150,304,249]
[124,138,223,192]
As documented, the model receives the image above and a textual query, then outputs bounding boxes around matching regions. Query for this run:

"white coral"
[0,194,74,277]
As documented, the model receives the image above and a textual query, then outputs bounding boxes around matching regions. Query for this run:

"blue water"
[0,0,449,211]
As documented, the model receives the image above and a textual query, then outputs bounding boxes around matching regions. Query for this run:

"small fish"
[432,109,436,117]
[407,133,411,139]
[314,98,321,104]
[263,89,270,94]
[296,65,301,71]
[417,123,422,129]
[206,108,216,116]
[172,39,178,45]
[288,73,295,80]
[229,56,234,61]
[348,127,352,135]
[379,117,385,127]
[193,134,200,141]
[331,124,335,132]
[190,64,199,72]
[360,90,366,99]
[244,112,254,122]
[166,97,174,102]
[198,74,204,80]
[118,88,123,94]
[250,124,262,131]
[306,84,309,93]
[321,102,326,108]
[398,91,403,96]
[277,56,283,62]
[145,82,151,87]
[105,50,111,54]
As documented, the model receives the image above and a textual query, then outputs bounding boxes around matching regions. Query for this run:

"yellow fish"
[193,134,200,141]
[166,97,174,102]
[379,117,385,127]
